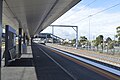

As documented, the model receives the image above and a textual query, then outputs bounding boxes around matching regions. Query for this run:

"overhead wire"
[79,0,97,11]
[72,0,97,16]
[57,0,97,22]
[91,2,120,16]
[79,2,120,22]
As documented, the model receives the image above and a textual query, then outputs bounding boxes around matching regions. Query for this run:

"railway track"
[32,43,74,80]
[32,43,120,80]
[47,46,120,75]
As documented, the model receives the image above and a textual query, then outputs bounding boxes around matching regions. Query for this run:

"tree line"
[71,26,120,53]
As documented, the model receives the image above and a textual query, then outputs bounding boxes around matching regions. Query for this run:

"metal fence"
[79,46,120,55]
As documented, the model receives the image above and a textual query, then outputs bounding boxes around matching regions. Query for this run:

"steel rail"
[36,45,77,80]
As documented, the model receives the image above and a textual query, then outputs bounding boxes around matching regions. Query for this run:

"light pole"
[52,26,54,43]
[88,15,92,50]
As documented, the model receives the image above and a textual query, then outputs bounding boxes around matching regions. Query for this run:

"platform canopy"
[3,0,80,37]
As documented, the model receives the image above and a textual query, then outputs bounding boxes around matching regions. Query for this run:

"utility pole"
[75,26,78,49]
[52,26,54,43]
[88,15,92,50]
[113,33,116,54]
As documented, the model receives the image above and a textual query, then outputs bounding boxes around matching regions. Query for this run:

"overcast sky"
[42,0,120,40]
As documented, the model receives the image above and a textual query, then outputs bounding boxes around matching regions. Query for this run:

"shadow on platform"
[7,58,34,67]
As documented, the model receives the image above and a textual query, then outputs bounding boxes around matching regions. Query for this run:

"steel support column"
[23,33,27,53]
[5,25,10,66]
[18,28,22,57]
[52,26,54,43]
[26,36,29,46]
[75,26,78,49]
[31,37,33,45]
[50,25,79,49]
[23,33,26,44]
[0,0,3,67]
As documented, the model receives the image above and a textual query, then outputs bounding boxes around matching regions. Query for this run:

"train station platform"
[1,43,120,80]
[1,44,74,80]
[1,46,37,80]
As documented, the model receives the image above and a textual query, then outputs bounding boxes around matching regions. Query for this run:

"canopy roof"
[3,0,80,37]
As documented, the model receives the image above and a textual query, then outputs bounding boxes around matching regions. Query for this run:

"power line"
[73,0,97,14]
[59,0,97,21]
[72,0,97,18]
[79,0,97,11]
[91,2,120,16]
[79,2,120,21]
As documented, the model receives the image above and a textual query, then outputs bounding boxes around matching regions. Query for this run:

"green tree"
[92,39,98,51]
[79,36,87,48]
[93,35,104,52]
[93,37,99,51]
[109,42,114,49]
[98,35,104,52]
[106,37,114,52]
[106,37,112,43]
[116,26,120,45]
[71,38,76,45]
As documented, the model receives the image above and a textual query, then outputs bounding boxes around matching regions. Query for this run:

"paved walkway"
[46,43,120,67]
[1,46,37,80]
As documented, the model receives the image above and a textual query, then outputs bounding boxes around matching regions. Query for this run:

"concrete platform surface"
[1,46,37,80]
[1,67,37,80]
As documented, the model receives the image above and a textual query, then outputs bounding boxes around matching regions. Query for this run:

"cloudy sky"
[42,0,120,40]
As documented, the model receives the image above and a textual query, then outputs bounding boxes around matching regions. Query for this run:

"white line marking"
[37,45,77,80]
[49,47,120,76]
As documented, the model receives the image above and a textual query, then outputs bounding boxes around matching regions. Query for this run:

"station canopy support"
[0,0,3,67]
[50,25,78,49]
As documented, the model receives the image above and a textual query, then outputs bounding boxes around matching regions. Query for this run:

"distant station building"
[34,33,64,43]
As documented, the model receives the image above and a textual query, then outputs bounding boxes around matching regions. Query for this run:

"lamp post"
[52,26,54,43]
[88,15,92,50]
